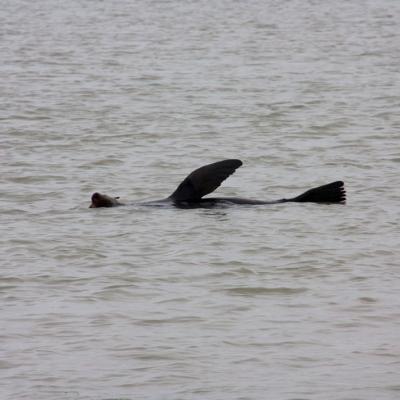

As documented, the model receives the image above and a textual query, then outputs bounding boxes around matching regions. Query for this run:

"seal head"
[90,192,122,208]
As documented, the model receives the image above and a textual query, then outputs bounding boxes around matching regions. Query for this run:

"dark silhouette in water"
[90,159,346,208]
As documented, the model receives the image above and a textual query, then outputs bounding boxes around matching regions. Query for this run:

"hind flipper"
[289,181,346,204]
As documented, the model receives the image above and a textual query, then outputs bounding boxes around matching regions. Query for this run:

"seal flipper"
[169,159,243,202]
[289,181,346,204]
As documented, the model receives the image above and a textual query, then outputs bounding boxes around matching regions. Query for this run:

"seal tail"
[288,181,346,204]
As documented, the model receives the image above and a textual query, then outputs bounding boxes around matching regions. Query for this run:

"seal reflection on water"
[89,159,346,208]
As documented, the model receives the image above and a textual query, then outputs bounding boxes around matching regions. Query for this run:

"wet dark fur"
[90,160,346,208]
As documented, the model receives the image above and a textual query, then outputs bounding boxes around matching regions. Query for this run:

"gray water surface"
[1,0,400,399]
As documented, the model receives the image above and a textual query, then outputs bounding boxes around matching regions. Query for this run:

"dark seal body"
[90,160,346,208]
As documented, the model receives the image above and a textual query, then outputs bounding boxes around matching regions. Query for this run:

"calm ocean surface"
[1,0,399,399]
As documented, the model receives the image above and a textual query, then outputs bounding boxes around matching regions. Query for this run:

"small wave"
[224,286,307,296]
[137,316,204,325]
[7,175,66,184]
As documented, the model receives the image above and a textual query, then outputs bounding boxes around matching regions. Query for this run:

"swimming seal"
[89,159,346,208]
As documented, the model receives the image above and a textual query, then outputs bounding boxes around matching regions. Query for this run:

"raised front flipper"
[169,159,243,202]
